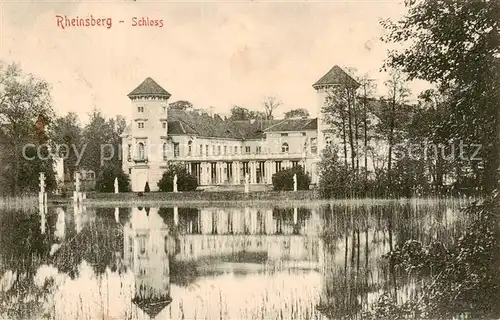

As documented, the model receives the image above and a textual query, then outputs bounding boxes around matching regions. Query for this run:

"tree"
[95,164,130,193]
[318,146,351,198]
[51,112,83,181]
[284,108,310,119]
[157,162,198,192]
[0,61,56,194]
[169,100,193,111]
[229,106,254,121]
[271,166,311,191]
[357,75,377,183]
[81,109,123,173]
[321,82,358,170]
[378,69,411,188]
[229,105,266,121]
[262,96,281,120]
[381,0,500,192]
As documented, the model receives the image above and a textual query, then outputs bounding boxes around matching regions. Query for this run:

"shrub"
[95,164,130,193]
[157,162,198,192]
[272,165,310,191]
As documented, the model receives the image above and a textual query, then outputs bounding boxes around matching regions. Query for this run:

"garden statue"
[293,173,297,192]
[114,177,119,194]
[38,172,47,230]
[173,174,178,192]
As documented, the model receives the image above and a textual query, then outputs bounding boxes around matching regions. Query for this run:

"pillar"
[250,161,257,184]
[236,162,241,184]
[215,162,220,185]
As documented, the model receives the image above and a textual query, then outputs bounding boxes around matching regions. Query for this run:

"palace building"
[121,65,360,192]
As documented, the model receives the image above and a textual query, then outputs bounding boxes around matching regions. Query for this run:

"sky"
[1,0,430,123]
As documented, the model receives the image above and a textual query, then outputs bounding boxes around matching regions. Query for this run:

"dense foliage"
[95,164,130,193]
[271,165,311,191]
[157,162,198,192]
[364,192,500,319]
[381,0,500,192]
[0,62,57,195]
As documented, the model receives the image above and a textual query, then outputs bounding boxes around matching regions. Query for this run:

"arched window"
[162,143,168,160]
[187,140,192,156]
[281,143,289,153]
[138,142,145,160]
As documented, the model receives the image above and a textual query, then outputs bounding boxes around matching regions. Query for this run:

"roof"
[133,296,172,318]
[167,108,243,138]
[121,108,318,139]
[313,65,360,89]
[128,77,171,99]
[264,118,317,132]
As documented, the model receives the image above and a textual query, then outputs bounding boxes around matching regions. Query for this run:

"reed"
[0,194,38,210]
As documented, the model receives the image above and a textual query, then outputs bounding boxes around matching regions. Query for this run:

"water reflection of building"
[123,207,173,319]
[162,207,321,263]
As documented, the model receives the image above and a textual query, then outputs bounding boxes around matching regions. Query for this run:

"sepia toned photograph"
[0,0,499,319]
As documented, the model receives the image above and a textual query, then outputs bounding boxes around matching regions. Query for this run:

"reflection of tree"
[51,208,124,278]
[0,208,55,319]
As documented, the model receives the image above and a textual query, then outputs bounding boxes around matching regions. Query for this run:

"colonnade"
[184,159,306,186]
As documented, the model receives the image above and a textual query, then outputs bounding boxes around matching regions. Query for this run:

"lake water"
[0,199,472,319]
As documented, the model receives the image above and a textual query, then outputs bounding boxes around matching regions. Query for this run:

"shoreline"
[44,191,478,208]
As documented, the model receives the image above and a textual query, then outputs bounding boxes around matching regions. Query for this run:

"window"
[281,133,288,137]
[311,137,318,154]
[127,144,131,161]
[137,106,144,113]
[137,122,145,129]
[217,145,221,155]
[163,106,167,114]
[162,143,168,160]
[162,122,166,129]
[256,146,262,154]
[302,132,306,136]
[173,143,180,158]
[224,146,227,155]
[234,146,238,154]
[187,141,192,156]
[281,143,289,153]
[292,161,299,168]
[245,146,250,154]
[128,168,132,174]
[198,144,202,156]
[137,142,145,160]
[206,145,209,156]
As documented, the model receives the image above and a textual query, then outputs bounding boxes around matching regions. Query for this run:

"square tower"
[127,78,171,192]
[312,65,360,157]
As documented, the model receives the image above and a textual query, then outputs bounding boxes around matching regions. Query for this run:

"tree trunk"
[388,99,396,190]
[347,91,356,171]
[341,110,349,168]
[363,95,368,184]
